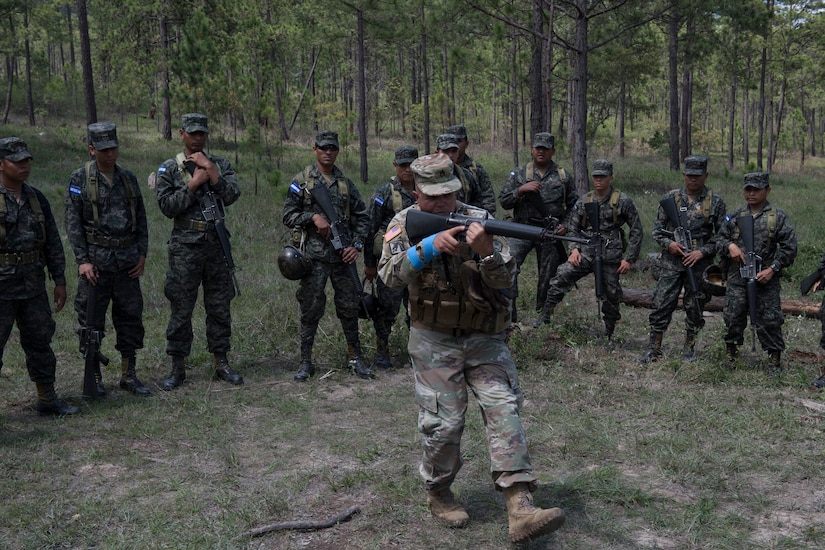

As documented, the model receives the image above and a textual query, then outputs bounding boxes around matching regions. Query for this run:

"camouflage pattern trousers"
[371,277,408,343]
[723,279,785,351]
[75,269,144,357]
[648,263,712,335]
[0,292,57,383]
[297,259,361,346]
[821,295,825,351]
[164,239,235,357]
[544,257,623,325]
[408,326,537,492]
[508,236,565,312]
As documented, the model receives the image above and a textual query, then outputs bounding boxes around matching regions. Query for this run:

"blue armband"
[406,233,442,271]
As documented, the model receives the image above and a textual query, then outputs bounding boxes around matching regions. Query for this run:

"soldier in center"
[498,132,577,322]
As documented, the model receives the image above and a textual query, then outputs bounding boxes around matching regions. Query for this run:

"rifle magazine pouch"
[412,271,460,327]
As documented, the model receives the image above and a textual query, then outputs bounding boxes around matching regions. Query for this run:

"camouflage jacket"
[0,184,66,299]
[453,164,489,216]
[652,187,726,272]
[156,152,241,245]
[498,160,578,227]
[568,187,643,264]
[459,155,497,216]
[65,162,149,271]
[378,202,514,334]
[716,202,797,285]
[364,176,416,268]
[283,163,369,263]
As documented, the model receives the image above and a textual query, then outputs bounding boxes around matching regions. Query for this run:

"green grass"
[0,124,823,548]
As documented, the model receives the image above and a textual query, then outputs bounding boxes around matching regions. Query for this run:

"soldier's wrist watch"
[353,241,363,251]
[771,263,780,273]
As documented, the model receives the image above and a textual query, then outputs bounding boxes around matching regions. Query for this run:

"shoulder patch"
[725,214,731,222]
[509,171,515,176]
[384,224,403,242]
[69,184,82,196]
[289,181,302,195]
[157,165,167,174]
[374,195,385,207]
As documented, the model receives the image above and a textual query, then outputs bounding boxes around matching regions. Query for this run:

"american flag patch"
[69,185,82,196]
[385,224,403,241]
[289,181,301,195]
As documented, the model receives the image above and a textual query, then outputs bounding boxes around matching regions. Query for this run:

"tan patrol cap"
[411,153,462,196]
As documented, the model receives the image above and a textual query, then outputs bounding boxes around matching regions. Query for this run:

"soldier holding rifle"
[156,113,244,389]
[639,155,727,363]
[716,172,797,376]
[283,130,374,381]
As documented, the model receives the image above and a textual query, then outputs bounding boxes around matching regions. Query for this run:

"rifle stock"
[583,201,604,299]
[81,278,109,399]
[660,198,702,316]
[405,209,590,245]
[738,214,761,351]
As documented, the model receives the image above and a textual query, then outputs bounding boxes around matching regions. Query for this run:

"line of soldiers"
[0,113,245,416]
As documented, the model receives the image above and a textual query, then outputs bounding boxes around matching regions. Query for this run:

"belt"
[85,232,136,248]
[412,321,475,338]
[174,217,210,232]
[0,250,40,266]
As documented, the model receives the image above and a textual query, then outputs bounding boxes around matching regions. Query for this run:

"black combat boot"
[681,331,697,361]
[214,353,244,385]
[119,357,151,396]
[725,344,738,367]
[348,344,375,379]
[812,367,825,390]
[373,339,392,370]
[294,341,315,381]
[161,355,186,390]
[767,351,783,377]
[532,303,555,329]
[35,382,81,416]
[637,332,664,363]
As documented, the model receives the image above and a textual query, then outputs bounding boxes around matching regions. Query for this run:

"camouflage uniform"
[447,124,497,216]
[436,134,489,215]
[156,144,240,358]
[811,250,825,388]
[540,183,643,333]
[364,172,416,353]
[65,138,148,360]
[716,190,797,355]
[649,187,726,335]
[282,158,370,372]
[498,155,577,316]
[0,183,65,383]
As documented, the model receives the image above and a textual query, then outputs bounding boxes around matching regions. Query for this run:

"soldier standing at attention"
[445,124,497,216]
[534,159,643,340]
[378,153,565,544]
[498,132,578,323]
[638,155,727,363]
[65,123,151,396]
[283,130,374,381]
[363,145,418,369]
[0,137,80,415]
[155,113,244,389]
[435,134,489,215]
[716,172,797,376]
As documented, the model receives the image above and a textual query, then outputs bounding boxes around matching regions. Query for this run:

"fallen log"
[621,288,821,319]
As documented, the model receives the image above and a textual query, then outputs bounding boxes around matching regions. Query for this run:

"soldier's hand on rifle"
[518,180,542,196]
[555,224,567,236]
[682,249,704,267]
[53,284,66,313]
[128,256,146,278]
[79,263,98,285]
[728,243,746,265]
[341,245,359,264]
[433,225,465,256]
[813,279,823,293]
[187,152,219,186]
[668,240,686,257]
[568,248,582,267]
[364,265,377,281]
[756,267,775,284]
[465,222,494,257]
[617,259,632,275]
[312,213,331,238]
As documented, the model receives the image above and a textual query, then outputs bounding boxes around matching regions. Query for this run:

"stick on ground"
[237,505,361,539]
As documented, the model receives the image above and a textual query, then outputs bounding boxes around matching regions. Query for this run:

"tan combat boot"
[427,488,469,528]
[503,483,565,543]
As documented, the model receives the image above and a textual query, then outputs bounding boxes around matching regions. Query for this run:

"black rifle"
[525,191,569,261]
[81,275,109,399]
[308,182,373,320]
[660,198,703,318]
[738,214,762,351]
[185,161,241,296]
[582,201,605,300]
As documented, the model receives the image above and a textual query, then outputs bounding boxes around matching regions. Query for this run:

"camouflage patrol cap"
[88,122,119,150]
[683,155,708,175]
[533,132,555,149]
[436,134,459,151]
[591,159,613,176]
[446,125,467,140]
[743,171,769,190]
[182,113,209,133]
[315,130,339,148]
[411,153,462,196]
[0,137,33,162]
[394,145,419,165]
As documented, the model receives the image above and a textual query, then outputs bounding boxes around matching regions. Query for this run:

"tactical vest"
[674,189,713,223]
[525,162,568,206]
[85,160,138,234]
[735,208,778,252]
[299,165,350,217]
[582,188,626,251]
[0,189,46,250]
[372,178,406,256]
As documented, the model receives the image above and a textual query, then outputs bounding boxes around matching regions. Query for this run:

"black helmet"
[702,264,727,296]
[278,246,312,280]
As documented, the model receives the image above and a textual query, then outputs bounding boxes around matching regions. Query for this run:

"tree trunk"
[420,4,430,154]
[529,0,545,137]
[76,0,97,124]
[355,5,368,184]
[511,32,519,166]
[23,8,34,126]
[743,59,750,168]
[546,1,555,133]
[757,44,767,170]
[3,53,14,124]
[767,76,785,171]
[617,80,625,157]
[668,10,680,171]
[571,2,589,197]
[621,288,820,319]
[159,15,171,140]
[728,73,736,170]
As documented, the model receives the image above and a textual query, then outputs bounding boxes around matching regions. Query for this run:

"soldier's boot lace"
[35,382,81,416]
[161,355,186,390]
[725,344,738,367]
[637,332,664,363]
[427,488,469,528]
[119,357,151,396]
[347,344,375,379]
[214,353,243,385]
[503,482,565,543]
[767,351,783,378]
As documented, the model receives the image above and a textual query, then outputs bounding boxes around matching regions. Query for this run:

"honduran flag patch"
[69,185,82,196]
